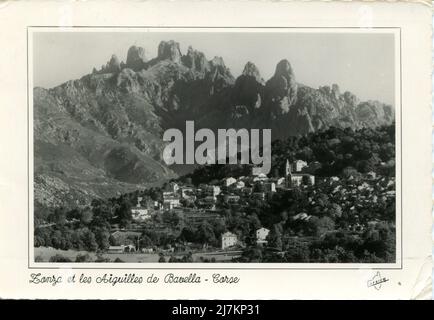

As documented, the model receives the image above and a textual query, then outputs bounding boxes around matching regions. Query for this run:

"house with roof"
[235,181,245,189]
[107,244,137,253]
[292,212,311,221]
[285,159,315,187]
[253,173,268,182]
[292,159,308,172]
[223,194,241,204]
[131,197,152,221]
[110,230,142,246]
[275,177,285,185]
[131,207,151,221]
[256,227,270,244]
[221,231,238,249]
[223,177,237,187]
[107,246,125,254]
[163,194,181,210]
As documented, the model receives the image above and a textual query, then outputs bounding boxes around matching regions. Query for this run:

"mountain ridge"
[34,40,394,207]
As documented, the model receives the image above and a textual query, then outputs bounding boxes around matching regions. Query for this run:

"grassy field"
[34,247,242,263]
[34,247,159,263]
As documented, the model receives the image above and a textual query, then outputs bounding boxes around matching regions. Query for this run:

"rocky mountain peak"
[158,40,182,63]
[332,83,340,94]
[342,91,359,106]
[265,59,298,111]
[34,41,395,207]
[242,61,262,83]
[105,54,121,73]
[210,56,225,67]
[274,59,295,79]
[209,56,229,76]
[229,63,264,115]
[181,45,208,73]
[126,45,147,71]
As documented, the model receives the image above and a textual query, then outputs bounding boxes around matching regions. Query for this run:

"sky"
[33,30,396,105]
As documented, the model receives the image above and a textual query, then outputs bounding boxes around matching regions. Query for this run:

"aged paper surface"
[0,0,431,299]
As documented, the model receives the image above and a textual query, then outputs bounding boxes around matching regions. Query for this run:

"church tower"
[285,159,292,177]
[285,159,292,188]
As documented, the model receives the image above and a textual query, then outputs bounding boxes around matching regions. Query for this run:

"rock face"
[265,59,298,116]
[157,40,182,63]
[206,57,234,95]
[232,62,264,114]
[182,46,208,74]
[98,54,122,74]
[126,45,147,71]
[242,61,263,83]
[34,40,394,207]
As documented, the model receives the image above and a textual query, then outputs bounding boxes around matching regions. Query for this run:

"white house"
[287,173,315,187]
[292,212,311,221]
[130,197,151,221]
[235,181,245,189]
[293,160,308,172]
[107,244,136,253]
[131,207,150,221]
[256,227,270,243]
[276,177,285,185]
[285,159,315,187]
[163,195,181,210]
[223,177,237,187]
[253,173,268,182]
[107,246,125,254]
[221,232,237,249]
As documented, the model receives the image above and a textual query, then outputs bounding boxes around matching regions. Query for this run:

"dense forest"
[182,124,395,184]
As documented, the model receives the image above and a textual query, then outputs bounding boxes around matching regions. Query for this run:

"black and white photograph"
[31,29,397,264]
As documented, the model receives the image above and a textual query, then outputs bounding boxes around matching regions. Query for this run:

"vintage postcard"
[0,0,431,299]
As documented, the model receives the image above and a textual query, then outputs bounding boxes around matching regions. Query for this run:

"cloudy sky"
[33,30,396,105]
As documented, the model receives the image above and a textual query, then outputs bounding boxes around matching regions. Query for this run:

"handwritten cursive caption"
[29,272,240,287]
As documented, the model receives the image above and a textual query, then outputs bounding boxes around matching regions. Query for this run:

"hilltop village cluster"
[108,159,312,253]
[107,158,395,257]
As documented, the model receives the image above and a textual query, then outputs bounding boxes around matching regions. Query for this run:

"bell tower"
[285,159,292,188]
[285,159,292,177]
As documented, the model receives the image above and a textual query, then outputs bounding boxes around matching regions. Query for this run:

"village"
[102,158,395,262]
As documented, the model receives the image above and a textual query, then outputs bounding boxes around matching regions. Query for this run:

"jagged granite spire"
[265,59,298,113]
[126,45,147,71]
[242,61,262,83]
[157,40,182,63]
[182,45,209,73]
[231,61,264,112]
[104,54,121,73]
